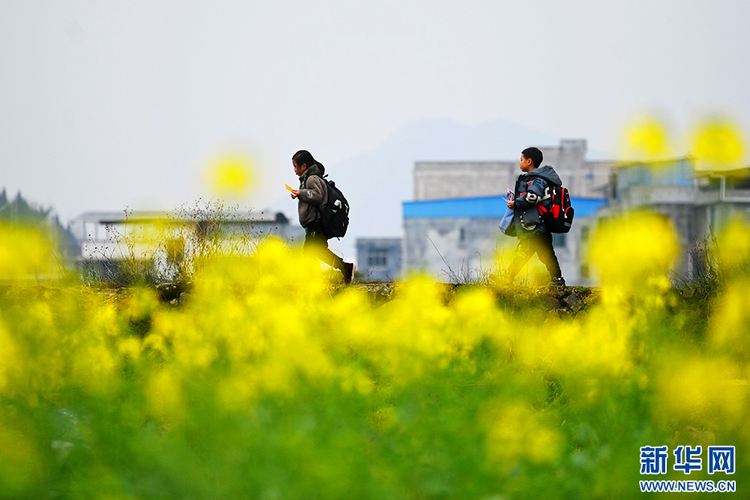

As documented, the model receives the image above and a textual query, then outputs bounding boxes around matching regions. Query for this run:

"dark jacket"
[297,163,328,229]
[512,165,562,238]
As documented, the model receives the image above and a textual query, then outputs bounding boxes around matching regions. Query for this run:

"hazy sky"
[2,1,750,236]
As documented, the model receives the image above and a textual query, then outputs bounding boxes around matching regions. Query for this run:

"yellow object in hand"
[285,184,295,192]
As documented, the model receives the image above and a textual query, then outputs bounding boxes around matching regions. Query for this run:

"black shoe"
[551,277,566,287]
[343,262,355,284]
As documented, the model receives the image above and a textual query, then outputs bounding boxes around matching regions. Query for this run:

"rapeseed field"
[0,212,748,499]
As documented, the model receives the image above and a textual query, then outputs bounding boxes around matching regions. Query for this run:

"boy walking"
[506,147,565,286]
[290,150,355,284]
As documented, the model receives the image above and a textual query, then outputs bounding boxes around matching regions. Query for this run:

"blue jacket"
[512,165,562,238]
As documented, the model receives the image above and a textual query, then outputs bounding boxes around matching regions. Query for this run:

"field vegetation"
[0,210,749,499]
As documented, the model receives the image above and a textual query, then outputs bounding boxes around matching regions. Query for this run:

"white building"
[69,209,304,282]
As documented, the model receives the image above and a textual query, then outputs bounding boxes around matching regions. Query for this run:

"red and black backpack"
[536,183,574,233]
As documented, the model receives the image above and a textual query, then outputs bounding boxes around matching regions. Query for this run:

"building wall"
[596,159,750,280]
[403,215,597,285]
[414,140,615,201]
[355,238,403,282]
[414,162,516,201]
[404,217,503,282]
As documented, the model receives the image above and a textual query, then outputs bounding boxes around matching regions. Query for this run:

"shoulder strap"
[302,173,328,190]
[530,175,563,188]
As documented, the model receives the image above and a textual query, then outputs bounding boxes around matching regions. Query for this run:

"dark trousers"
[508,232,562,280]
[304,223,344,271]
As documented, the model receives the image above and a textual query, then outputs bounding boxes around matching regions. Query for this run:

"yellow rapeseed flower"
[587,211,679,292]
[339,365,374,395]
[709,280,750,362]
[71,343,119,395]
[655,354,746,427]
[117,337,142,360]
[484,402,562,471]
[374,275,453,383]
[0,422,44,495]
[714,214,750,273]
[326,287,376,349]
[451,288,506,347]
[126,287,159,323]
[516,307,633,377]
[142,333,167,354]
[146,367,185,423]
[217,369,258,412]
[690,118,746,170]
[0,318,18,395]
[172,317,218,369]
[205,152,257,198]
[621,115,671,160]
[0,223,57,281]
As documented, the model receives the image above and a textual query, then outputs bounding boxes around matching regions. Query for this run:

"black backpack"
[314,175,350,238]
[536,184,574,233]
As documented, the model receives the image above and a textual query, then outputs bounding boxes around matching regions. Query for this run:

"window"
[728,175,750,190]
[368,248,388,267]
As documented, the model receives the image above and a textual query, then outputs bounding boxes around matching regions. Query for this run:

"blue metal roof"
[403,195,606,219]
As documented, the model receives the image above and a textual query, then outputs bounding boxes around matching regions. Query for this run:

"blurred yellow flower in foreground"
[484,403,562,470]
[0,320,18,395]
[655,354,746,426]
[714,214,750,273]
[517,308,633,376]
[709,280,750,362]
[588,211,679,292]
[621,115,671,160]
[206,152,256,198]
[690,119,746,170]
[146,368,185,423]
[0,423,44,495]
[0,223,57,281]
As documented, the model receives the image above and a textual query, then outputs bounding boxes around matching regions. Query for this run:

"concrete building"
[402,196,605,284]
[414,139,612,201]
[597,157,750,277]
[356,238,403,282]
[403,139,615,284]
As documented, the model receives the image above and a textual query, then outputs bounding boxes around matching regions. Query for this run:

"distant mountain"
[323,118,559,260]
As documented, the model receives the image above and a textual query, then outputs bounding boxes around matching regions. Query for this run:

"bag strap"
[527,175,563,188]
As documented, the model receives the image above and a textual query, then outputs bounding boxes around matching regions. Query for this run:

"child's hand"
[507,199,515,209]
[291,189,300,199]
